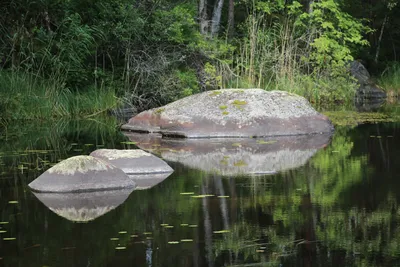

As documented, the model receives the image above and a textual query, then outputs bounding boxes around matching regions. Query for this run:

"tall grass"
[217,12,357,105]
[0,71,119,120]
[378,63,400,97]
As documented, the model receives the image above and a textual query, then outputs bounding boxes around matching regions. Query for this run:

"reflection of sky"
[146,241,152,267]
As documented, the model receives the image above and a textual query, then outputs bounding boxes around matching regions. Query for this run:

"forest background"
[0,0,399,119]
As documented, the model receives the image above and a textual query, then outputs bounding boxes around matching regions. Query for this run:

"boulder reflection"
[128,173,172,190]
[124,132,332,175]
[32,188,134,222]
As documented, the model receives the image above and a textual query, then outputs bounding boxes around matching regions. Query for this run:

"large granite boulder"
[350,61,387,99]
[121,89,333,138]
[32,188,134,222]
[28,155,136,193]
[90,149,173,174]
[124,132,331,176]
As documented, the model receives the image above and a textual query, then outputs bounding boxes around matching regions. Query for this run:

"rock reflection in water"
[32,188,134,222]
[124,132,332,175]
[129,173,172,190]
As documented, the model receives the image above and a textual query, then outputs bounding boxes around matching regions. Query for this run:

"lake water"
[0,104,399,267]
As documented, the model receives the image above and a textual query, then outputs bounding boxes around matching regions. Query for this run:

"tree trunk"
[199,0,208,35]
[308,0,315,13]
[375,14,388,64]
[211,0,224,37]
[227,0,234,38]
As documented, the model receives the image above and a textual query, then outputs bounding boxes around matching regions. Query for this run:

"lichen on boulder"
[28,155,136,193]
[121,89,334,138]
[90,149,173,174]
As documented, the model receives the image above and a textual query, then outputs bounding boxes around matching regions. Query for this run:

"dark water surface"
[0,106,399,267]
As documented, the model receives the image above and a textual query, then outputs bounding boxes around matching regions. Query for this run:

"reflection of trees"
[1,119,400,266]
[0,117,126,187]
[214,125,400,266]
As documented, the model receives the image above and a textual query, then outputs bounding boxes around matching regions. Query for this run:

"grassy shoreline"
[0,71,119,120]
[1,70,398,121]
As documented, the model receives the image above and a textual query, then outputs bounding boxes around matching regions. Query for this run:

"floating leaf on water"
[71,143,78,146]
[180,192,195,195]
[370,135,376,138]
[160,224,169,226]
[146,237,153,240]
[8,201,18,204]
[115,247,126,250]
[0,222,9,225]
[84,144,94,146]
[0,230,6,233]
[110,238,119,241]
[218,196,230,198]
[130,235,138,238]
[191,194,214,198]
[188,225,198,228]
[181,239,193,242]
[168,241,179,244]
[118,231,128,234]
[256,250,264,253]
[377,136,382,138]
[213,230,230,234]
[164,225,174,228]
[3,237,16,241]
[143,232,152,235]
[180,224,189,227]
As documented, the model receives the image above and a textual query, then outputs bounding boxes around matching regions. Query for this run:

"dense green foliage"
[0,0,399,118]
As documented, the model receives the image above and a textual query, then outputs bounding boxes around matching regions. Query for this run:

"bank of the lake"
[0,72,119,120]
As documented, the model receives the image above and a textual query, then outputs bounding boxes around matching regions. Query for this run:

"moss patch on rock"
[48,156,113,176]
[209,91,221,96]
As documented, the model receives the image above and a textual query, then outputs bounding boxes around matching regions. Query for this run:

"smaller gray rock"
[350,61,370,84]
[29,155,136,193]
[350,61,386,99]
[90,149,173,174]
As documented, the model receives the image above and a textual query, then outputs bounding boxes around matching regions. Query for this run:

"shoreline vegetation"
[1,0,400,120]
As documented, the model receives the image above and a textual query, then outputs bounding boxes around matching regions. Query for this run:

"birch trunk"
[211,0,224,37]
[199,0,208,35]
